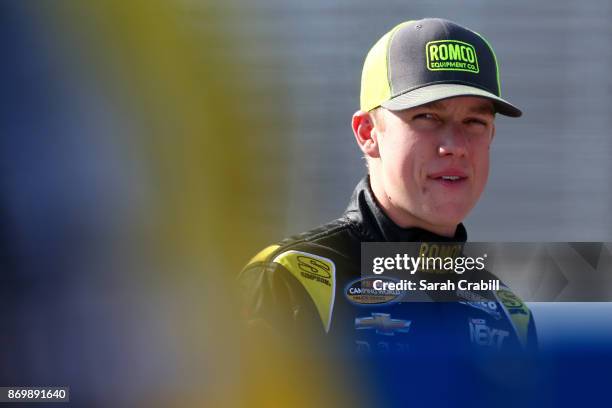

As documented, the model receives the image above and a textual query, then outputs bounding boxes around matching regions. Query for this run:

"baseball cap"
[360,18,522,117]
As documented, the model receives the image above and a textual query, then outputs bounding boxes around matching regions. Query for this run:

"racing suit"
[239,176,537,354]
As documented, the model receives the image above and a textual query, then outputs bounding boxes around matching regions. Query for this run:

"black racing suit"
[239,176,537,355]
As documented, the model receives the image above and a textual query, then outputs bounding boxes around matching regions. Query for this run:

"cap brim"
[381,84,522,117]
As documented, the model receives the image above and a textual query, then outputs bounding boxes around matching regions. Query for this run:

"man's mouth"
[428,171,468,186]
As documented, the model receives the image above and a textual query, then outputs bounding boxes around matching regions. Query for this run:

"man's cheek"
[474,161,490,196]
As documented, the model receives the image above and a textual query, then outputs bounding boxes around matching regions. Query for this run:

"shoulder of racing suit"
[238,217,357,335]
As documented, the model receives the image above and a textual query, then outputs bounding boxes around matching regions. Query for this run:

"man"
[239,18,536,353]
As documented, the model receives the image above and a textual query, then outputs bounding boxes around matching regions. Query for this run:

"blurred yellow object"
[35,0,353,406]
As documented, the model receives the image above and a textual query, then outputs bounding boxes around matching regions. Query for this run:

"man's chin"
[422,205,471,231]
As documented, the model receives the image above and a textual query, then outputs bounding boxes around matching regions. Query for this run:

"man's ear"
[490,122,496,143]
[351,110,380,158]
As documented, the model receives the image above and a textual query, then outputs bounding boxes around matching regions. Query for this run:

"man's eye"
[413,113,438,121]
[465,118,487,126]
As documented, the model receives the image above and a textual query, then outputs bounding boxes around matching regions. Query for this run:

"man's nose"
[437,124,468,157]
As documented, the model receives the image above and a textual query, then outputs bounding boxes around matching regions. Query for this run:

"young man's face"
[364,96,496,236]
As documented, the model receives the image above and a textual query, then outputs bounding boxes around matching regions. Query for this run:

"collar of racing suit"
[343,176,468,242]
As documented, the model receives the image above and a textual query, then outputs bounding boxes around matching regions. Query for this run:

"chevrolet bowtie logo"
[355,313,411,336]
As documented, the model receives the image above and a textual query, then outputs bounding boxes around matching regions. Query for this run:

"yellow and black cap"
[360,18,522,117]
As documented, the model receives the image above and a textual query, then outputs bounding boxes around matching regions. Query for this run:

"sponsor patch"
[345,277,402,305]
[426,40,479,74]
[468,318,509,349]
[497,289,529,316]
[355,340,410,354]
[456,289,501,319]
[460,301,501,320]
[416,242,464,273]
[355,313,411,336]
[272,250,336,332]
[295,254,332,286]
[495,288,531,347]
